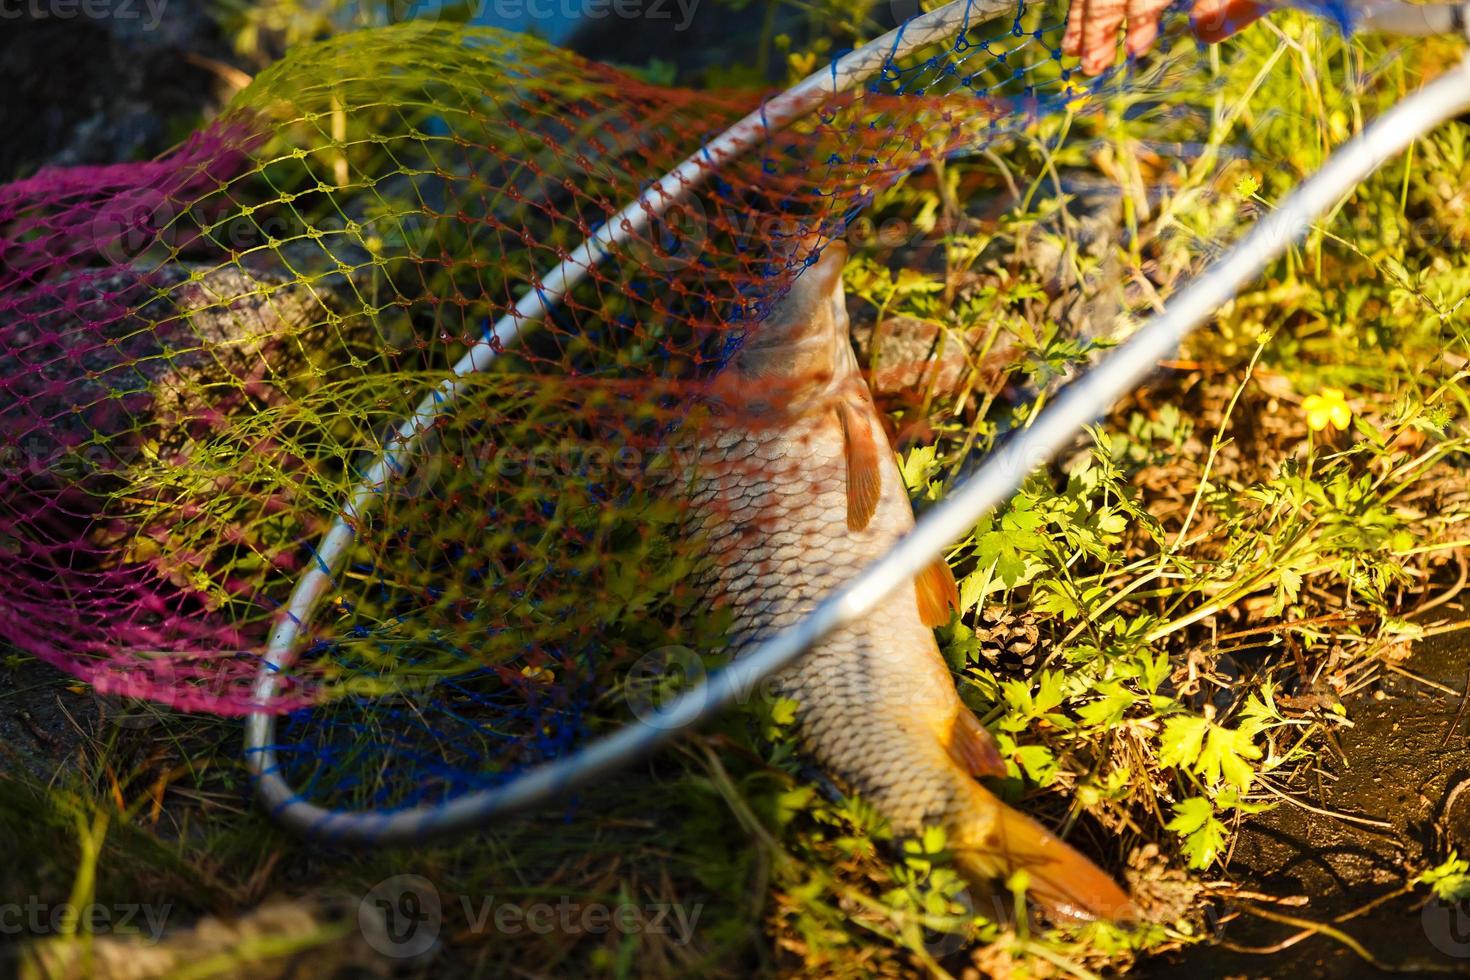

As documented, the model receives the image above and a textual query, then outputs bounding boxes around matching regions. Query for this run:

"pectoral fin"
[838,401,882,532]
[946,706,1007,778]
[915,556,960,627]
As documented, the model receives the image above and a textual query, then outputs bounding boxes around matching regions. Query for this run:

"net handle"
[246,9,1470,840]
[1287,0,1470,35]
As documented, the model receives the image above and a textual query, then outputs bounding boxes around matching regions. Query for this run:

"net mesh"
[0,4,1279,810]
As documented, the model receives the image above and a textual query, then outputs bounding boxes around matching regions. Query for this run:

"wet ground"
[1152,613,1470,977]
[0,655,100,781]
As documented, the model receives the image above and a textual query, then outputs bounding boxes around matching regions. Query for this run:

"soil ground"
[1153,608,1470,977]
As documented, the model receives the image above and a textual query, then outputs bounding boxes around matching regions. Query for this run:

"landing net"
[0,3,1346,810]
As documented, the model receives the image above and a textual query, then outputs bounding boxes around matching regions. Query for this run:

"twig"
[1435,777,1470,853]
[1418,618,1470,640]
[1213,613,1375,644]
[1383,662,1467,697]
[1166,334,1270,557]
[1255,780,1395,831]
[1220,883,1415,955]
[16,709,58,751]
[1236,901,1457,973]
[1412,551,1469,618]
[1020,939,1103,980]
[181,52,254,93]
[1440,667,1470,749]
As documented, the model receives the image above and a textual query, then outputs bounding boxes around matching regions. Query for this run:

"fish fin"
[915,557,960,627]
[838,401,882,532]
[952,785,1134,923]
[946,707,1007,779]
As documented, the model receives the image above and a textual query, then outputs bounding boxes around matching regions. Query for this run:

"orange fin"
[915,556,960,627]
[838,401,881,532]
[946,707,1007,779]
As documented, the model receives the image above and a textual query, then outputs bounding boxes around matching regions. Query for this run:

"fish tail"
[949,780,1133,923]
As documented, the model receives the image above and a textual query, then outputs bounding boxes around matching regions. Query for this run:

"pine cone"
[974,605,1043,677]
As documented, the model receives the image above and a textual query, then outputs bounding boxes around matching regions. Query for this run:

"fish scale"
[680,238,1133,922]
[692,407,982,827]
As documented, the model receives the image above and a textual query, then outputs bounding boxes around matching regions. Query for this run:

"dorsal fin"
[946,705,1007,778]
[915,556,960,627]
[837,400,881,532]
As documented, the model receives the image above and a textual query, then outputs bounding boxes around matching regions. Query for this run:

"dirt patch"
[0,656,101,781]
[1151,614,1470,977]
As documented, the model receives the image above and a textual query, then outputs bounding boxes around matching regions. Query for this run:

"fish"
[682,235,1132,922]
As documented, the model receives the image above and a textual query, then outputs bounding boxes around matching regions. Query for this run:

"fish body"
[684,238,1130,920]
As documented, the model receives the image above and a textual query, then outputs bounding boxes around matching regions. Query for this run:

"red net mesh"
[0,12,1212,805]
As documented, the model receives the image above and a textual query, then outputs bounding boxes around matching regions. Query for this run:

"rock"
[0,0,237,180]
[0,244,370,490]
[17,897,391,980]
[851,312,1013,402]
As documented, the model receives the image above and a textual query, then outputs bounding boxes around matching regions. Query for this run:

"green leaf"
[1034,670,1067,714]
[776,786,816,827]
[994,551,1029,586]
[999,671,1070,732]
[1003,509,1047,533]
[1197,724,1263,793]
[1031,580,1080,619]
[1160,716,1262,793]
[763,696,801,740]
[1165,795,1212,835]
[1166,797,1228,869]
[900,444,941,497]
[1075,681,1133,727]
[1139,649,1171,694]
[1158,715,1209,770]
[958,567,994,614]
[1014,744,1060,786]
[1238,683,1285,734]
[1420,852,1470,902]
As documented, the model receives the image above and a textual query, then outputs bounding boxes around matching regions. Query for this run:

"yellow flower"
[1061,77,1090,113]
[788,50,819,79]
[520,664,554,683]
[1302,388,1352,432]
